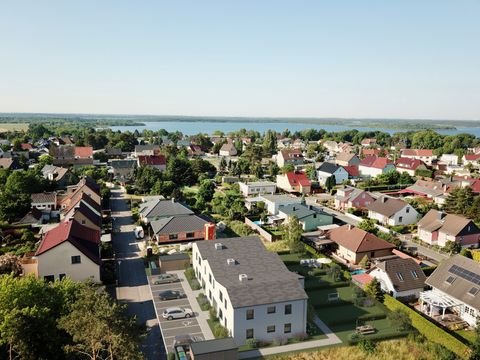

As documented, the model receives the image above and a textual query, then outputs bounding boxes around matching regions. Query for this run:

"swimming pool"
[350,269,366,275]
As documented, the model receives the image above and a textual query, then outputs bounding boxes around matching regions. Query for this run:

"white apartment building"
[238,181,277,197]
[192,237,308,346]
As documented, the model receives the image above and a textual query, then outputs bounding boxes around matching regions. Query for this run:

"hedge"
[383,295,471,359]
[305,281,350,291]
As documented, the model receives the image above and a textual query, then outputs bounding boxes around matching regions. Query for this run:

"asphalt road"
[111,188,166,360]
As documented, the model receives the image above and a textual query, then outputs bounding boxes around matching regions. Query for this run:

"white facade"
[440,154,459,166]
[238,182,276,197]
[358,164,395,178]
[317,167,348,186]
[260,195,302,215]
[368,204,418,226]
[36,241,100,282]
[369,268,423,299]
[192,244,307,346]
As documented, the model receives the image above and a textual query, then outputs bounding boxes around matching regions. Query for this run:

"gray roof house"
[192,237,308,345]
[421,255,480,327]
[139,198,194,223]
[150,214,211,243]
[278,204,333,231]
[316,162,349,186]
[369,258,426,299]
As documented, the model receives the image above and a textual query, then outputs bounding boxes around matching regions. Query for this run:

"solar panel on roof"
[448,265,480,285]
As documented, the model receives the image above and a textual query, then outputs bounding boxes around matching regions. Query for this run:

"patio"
[417,290,469,330]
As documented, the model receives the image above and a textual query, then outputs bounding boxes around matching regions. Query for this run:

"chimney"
[292,206,296,211]
[227,258,236,265]
[347,224,353,230]
[214,243,223,250]
[309,205,313,210]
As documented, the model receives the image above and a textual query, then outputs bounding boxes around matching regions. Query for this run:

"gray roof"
[278,204,331,220]
[260,194,302,204]
[135,144,159,152]
[151,215,209,235]
[195,237,308,308]
[374,258,426,293]
[31,192,56,204]
[426,255,480,310]
[317,162,340,174]
[367,196,409,217]
[190,338,237,355]
[139,199,194,220]
[110,159,137,169]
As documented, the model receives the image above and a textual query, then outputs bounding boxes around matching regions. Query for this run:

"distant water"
[110,121,480,137]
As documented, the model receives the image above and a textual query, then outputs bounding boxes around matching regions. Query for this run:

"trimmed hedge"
[305,281,350,291]
[383,295,471,359]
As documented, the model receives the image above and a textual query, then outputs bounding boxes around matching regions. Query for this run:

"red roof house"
[276,171,311,194]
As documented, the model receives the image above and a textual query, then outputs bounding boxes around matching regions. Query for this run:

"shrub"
[167,353,175,360]
[209,307,218,321]
[358,338,376,354]
[190,279,201,290]
[213,323,229,338]
[245,338,258,349]
[185,267,195,280]
[383,295,470,358]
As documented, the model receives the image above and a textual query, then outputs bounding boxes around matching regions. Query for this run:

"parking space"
[148,275,204,353]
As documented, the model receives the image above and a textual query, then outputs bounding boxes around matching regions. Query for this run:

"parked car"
[134,226,144,239]
[176,346,187,360]
[162,307,193,320]
[153,273,179,285]
[159,290,185,301]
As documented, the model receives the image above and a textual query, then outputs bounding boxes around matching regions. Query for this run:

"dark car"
[159,290,185,301]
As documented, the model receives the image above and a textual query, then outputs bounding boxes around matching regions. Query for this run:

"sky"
[0,1,479,120]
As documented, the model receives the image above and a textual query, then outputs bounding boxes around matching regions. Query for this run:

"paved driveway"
[148,275,204,353]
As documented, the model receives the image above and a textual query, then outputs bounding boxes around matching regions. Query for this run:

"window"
[44,275,54,282]
[399,216,403,223]
[468,287,479,296]
[446,276,456,284]
[396,272,404,281]
[59,273,66,280]
[246,309,254,320]
[267,325,275,333]
[209,290,212,300]
[406,207,410,213]
[81,220,86,224]
[218,309,223,320]
[267,306,276,314]
[285,304,292,315]
[209,274,212,284]
[71,255,81,264]
[411,270,419,279]
[219,291,223,302]
[246,329,254,339]
[169,234,178,240]
[284,323,292,334]
[186,232,195,238]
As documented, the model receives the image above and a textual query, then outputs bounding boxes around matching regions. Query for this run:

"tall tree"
[283,216,304,254]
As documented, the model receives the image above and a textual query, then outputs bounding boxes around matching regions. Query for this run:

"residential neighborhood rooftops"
[278,203,328,220]
[110,159,137,168]
[395,157,425,170]
[137,155,166,166]
[401,149,434,157]
[426,255,480,310]
[367,196,409,217]
[326,225,395,253]
[317,162,340,174]
[31,192,56,204]
[74,146,93,158]
[285,171,311,186]
[360,156,393,169]
[195,237,308,308]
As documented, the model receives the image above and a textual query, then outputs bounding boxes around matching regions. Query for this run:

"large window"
[267,325,275,333]
[246,329,254,339]
[285,304,292,315]
[186,232,195,238]
[246,309,254,320]
[71,255,81,264]
[44,275,54,282]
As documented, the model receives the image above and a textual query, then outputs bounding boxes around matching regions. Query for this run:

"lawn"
[456,329,476,344]
[0,123,28,132]
[280,252,406,344]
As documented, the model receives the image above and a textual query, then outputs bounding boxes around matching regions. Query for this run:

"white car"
[162,307,193,320]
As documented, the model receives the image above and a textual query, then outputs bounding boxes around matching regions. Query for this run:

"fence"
[244,217,279,242]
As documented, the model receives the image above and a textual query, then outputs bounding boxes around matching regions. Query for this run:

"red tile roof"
[402,149,434,157]
[286,171,311,187]
[327,224,394,253]
[343,165,359,177]
[395,157,425,170]
[138,155,166,166]
[21,143,33,150]
[360,156,393,169]
[75,146,93,158]
[35,219,100,264]
[464,154,480,161]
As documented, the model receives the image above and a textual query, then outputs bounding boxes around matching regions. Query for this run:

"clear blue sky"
[1,1,479,119]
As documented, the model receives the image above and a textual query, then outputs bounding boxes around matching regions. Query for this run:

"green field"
[0,123,28,132]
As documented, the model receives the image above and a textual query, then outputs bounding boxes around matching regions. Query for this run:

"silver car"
[162,307,193,320]
[153,273,179,285]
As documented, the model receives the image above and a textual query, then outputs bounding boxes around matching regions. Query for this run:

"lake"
[110,120,480,137]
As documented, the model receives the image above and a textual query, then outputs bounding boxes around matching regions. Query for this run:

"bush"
[185,267,195,280]
[358,338,376,354]
[213,323,229,338]
[245,338,258,349]
[167,353,175,360]
[190,279,201,290]
[197,294,211,311]
[209,307,217,321]
[383,295,470,358]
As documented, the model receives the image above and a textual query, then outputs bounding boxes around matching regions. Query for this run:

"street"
[110,188,166,360]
